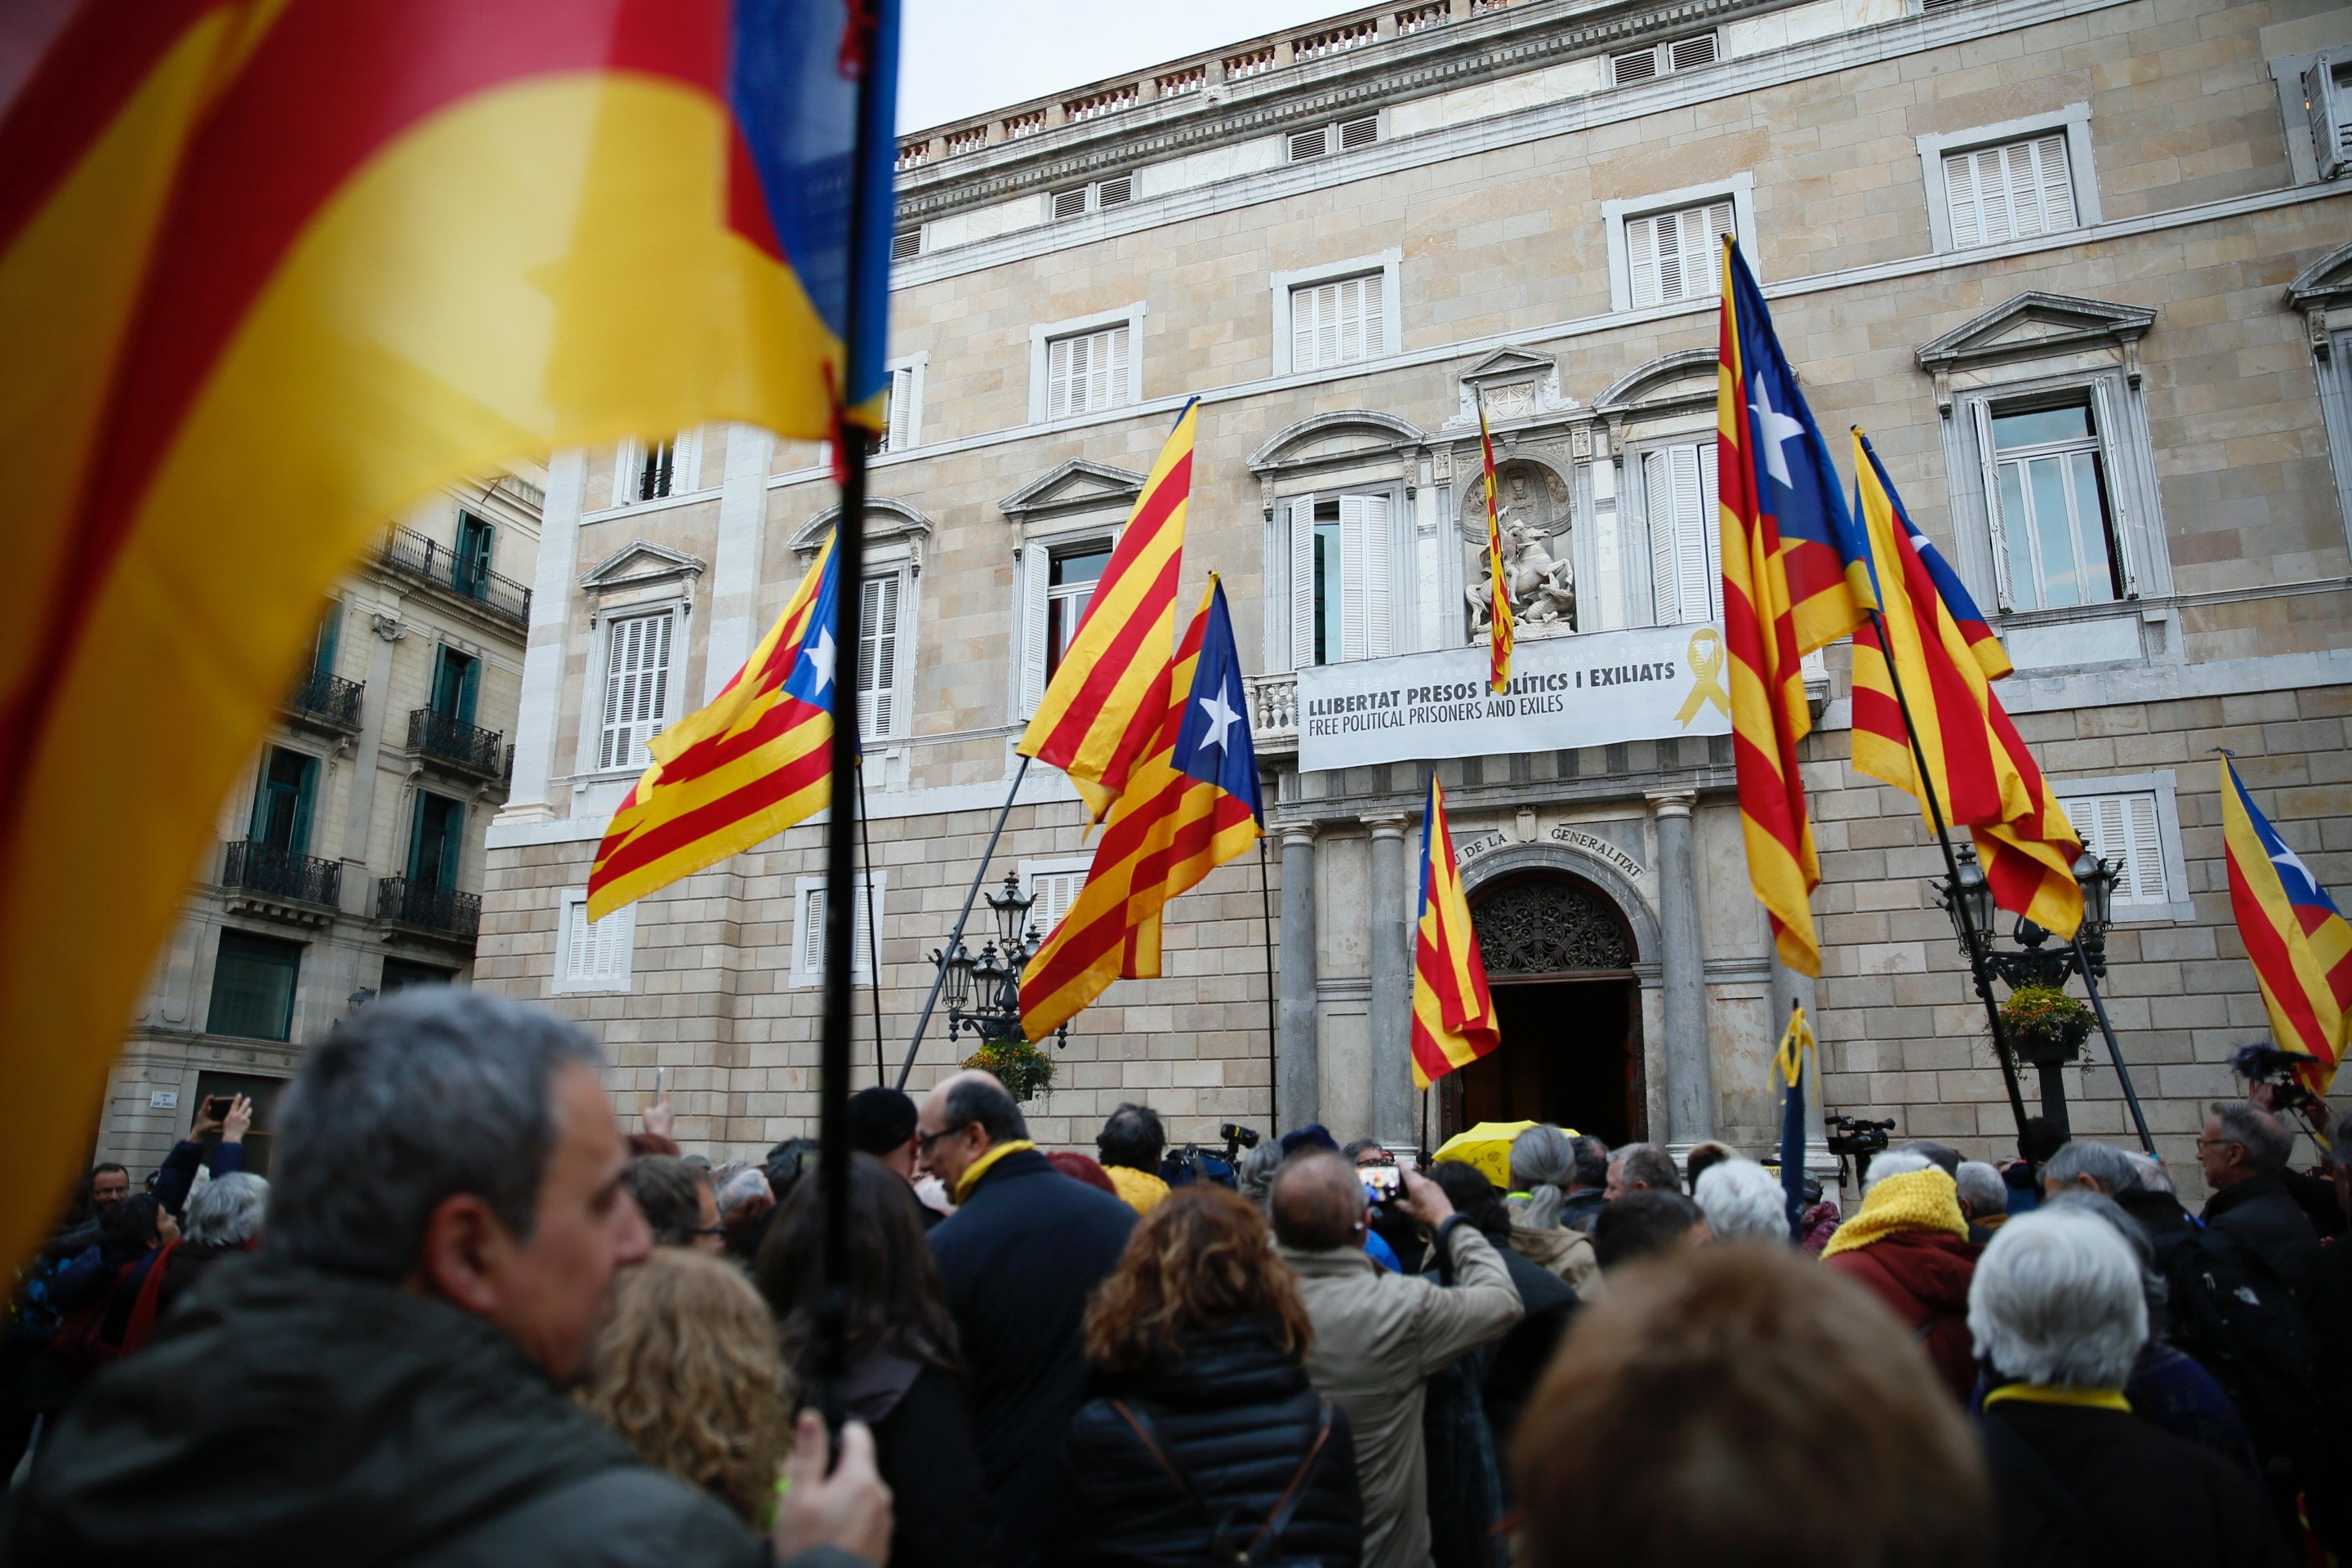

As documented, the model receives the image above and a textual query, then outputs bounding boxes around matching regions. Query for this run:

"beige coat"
[1507,1221,1605,1303]
[1280,1223,1523,1568]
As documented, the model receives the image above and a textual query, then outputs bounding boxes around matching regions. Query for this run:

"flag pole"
[1258,834,1280,1136]
[895,755,1030,1090]
[857,756,885,1086]
[1860,604,2033,1156]
[2072,933,2156,1156]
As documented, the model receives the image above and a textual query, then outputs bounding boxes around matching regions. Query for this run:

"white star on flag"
[1196,687,1241,754]
[1749,372,1806,489]
[803,628,836,695]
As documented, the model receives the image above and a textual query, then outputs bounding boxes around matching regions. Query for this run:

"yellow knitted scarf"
[1820,1168,1968,1258]
[954,1139,1036,1203]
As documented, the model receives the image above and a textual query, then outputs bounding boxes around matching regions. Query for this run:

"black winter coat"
[932,1148,1136,1568]
[2203,1175,2323,1293]
[0,1255,773,1568]
[1056,1319,1361,1568]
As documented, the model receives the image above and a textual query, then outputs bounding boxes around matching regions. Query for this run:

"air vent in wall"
[1610,47,1659,85]
[1098,176,1134,207]
[1339,115,1379,149]
[1611,33,1717,86]
[1288,127,1330,161]
[1670,33,1717,69]
[890,229,922,261]
[1052,187,1089,220]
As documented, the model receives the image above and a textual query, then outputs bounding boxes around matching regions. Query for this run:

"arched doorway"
[1442,871,1644,1147]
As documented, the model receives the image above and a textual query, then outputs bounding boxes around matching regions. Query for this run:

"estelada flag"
[1478,407,1512,695]
[1716,236,1875,978]
[1410,777,1500,1089]
[0,0,897,1270]
[1020,577,1262,1041]
[1018,399,1196,823]
[1848,430,2082,938]
[1775,1002,1815,1241]
[588,532,841,922]
[2221,755,2350,1095]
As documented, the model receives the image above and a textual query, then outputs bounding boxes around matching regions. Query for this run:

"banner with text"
[1296,623,1732,773]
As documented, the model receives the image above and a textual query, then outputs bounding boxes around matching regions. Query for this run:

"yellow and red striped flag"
[2221,755,2350,1096]
[1411,777,1499,1089]
[1478,407,1512,695]
[1020,578,1262,1041]
[587,533,840,921]
[1847,430,2082,938]
[1018,399,1196,822]
[0,0,900,1270]
[1717,237,1876,977]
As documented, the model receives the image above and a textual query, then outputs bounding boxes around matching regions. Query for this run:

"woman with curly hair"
[575,1248,794,1527]
[1055,1184,1361,1568]
[759,1152,993,1568]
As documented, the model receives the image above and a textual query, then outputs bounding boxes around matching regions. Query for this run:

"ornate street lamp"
[938,873,1067,1049]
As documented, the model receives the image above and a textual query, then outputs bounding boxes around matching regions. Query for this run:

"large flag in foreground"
[1717,237,1875,977]
[1478,408,1513,695]
[1410,777,1500,1089]
[588,533,840,920]
[1018,399,1197,822]
[0,0,898,1267]
[1020,578,1262,1040]
[1775,1003,1815,1241]
[1848,431,2082,938]
[2221,756,2349,1095]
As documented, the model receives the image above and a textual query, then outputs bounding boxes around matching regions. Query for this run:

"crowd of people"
[0,987,2345,1566]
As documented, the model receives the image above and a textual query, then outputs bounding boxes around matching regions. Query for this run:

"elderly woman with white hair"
[1972,1208,2289,1568]
[140,1172,270,1334]
[1690,1157,1788,1244]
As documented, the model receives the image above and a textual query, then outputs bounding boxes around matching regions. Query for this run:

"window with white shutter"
[597,611,674,771]
[1020,858,1094,942]
[877,363,918,454]
[1642,441,1722,626]
[554,890,635,994]
[857,573,901,738]
[1625,200,1734,309]
[2056,790,2170,912]
[1289,492,1395,666]
[1289,273,1384,372]
[1942,134,2077,248]
[617,430,700,505]
[1045,324,1133,418]
[2305,56,2352,180]
[792,873,882,987]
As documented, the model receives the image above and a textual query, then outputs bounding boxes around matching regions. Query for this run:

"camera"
[1220,1123,1260,1160]
[1824,1115,1895,1187]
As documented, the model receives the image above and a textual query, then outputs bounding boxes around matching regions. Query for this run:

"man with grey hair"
[2198,1101,2321,1290]
[1273,1152,1521,1568]
[2,990,891,1567]
[1953,1160,2011,1233]
[1973,1209,2288,1566]
[2045,1138,2195,1238]
[1602,1142,1678,1203]
[1691,1157,1789,1243]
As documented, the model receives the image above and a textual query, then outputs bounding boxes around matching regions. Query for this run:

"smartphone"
[655,1066,667,1102]
[203,1095,234,1121]
[1361,1165,1401,1206]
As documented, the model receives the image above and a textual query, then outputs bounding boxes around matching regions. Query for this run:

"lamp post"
[937,872,1067,1050]
[1931,844,2149,1151]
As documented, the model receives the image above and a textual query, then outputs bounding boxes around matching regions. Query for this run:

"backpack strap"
[1242,1398,1335,1567]
[1110,1400,1210,1521]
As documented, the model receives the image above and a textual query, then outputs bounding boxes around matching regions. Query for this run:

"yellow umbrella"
[1431,1120,1569,1189]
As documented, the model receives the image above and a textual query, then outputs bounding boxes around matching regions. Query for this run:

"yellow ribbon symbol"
[1676,627,1731,727]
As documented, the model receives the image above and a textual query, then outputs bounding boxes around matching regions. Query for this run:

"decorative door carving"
[1471,878,1632,975]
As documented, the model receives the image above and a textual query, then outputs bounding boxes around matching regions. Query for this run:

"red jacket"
[1824,1230,1982,1403]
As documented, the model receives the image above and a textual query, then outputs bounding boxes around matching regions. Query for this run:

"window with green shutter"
[207,930,302,1041]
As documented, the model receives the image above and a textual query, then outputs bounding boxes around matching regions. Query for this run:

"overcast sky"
[898,0,1360,132]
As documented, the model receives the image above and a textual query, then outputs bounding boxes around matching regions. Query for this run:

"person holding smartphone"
[152,1094,253,1218]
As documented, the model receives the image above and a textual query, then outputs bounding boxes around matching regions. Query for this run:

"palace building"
[479,0,2352,1194]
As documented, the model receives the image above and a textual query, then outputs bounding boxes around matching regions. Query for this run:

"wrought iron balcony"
[222,840,342,910]
[376,876,481,940]
[407,707,506,778]
[378,525,532,627]
[285,667,364,731]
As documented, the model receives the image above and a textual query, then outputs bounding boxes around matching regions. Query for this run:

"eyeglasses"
[2193,1137,2241,1152]
[915,1122,972,1153]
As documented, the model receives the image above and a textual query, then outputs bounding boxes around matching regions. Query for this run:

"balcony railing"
[1246,671,1298,757]
[378,525,532,627]
[222,840,342,909]
[285,667,363,730]
[376,876,481,939]
[408,708,506,778]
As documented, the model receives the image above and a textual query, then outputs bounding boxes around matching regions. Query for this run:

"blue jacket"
[154,1139,245,1218]
[930,1148,1134,1568]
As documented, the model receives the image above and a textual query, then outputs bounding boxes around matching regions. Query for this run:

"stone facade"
[482,0,2352,1199]
[100,478,543,1179]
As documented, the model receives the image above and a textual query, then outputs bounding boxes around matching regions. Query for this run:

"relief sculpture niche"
[1463,457,1575,637]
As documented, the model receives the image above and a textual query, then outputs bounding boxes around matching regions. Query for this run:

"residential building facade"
[482,0,2352,1195]
[100,477,543,1178]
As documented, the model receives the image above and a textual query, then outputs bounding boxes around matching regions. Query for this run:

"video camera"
[1220,1122,1261,1162]
[1824,1114,1895,1188]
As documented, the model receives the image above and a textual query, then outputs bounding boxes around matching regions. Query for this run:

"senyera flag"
[588,532,842,922]
[1847,430,2081,937]
[1410,777,1500,1089]
[0,0,898,1272]
[1020,577,1262,1041]
[1018,399,1197,823]
[2220,755,2349,1096]
[1716,235,1874,978]
[1478,407,1512,695]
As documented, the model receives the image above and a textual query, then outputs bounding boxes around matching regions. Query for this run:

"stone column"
[1365,813,1414,1146]
[501,449,589,824]
[702,425,777,702]
[1649,791,1714,1146]
[1277,822,1320,1135]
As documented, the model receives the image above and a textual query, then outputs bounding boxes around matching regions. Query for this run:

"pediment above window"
[792,497,933,571]
[2285,243,2352,359]
[1246,410,1426,479]
[1915,292,2156,392]
[996,459,1145,525]
[578,541,706,594]
[1594,348,1717,420]
[1451,345,1569,429]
